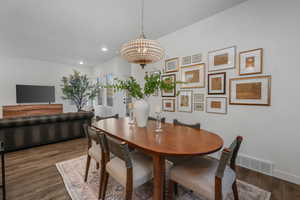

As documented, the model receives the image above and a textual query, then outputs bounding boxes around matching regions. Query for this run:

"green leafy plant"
[61,70,100,111]
[110,73,177,100]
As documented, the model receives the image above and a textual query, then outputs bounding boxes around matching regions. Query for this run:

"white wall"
[132,0,300,184]
[0,56,92,114]
[92,56,131,117]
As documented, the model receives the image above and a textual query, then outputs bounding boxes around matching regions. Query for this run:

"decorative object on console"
[109,74,175,127]
[162,99,175,112]
[178,90,193,112]
[239,48,263,75]
[208,46,236,72]
[180,63,205,88]
[229,76,271,106]
[161,74,176,97]
[208,72,226,95]
[165,57,179,73]
[120,0,164,69]
[61,70,100,112]
[206,97,227,114]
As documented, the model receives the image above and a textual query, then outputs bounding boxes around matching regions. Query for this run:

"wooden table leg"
[153,154,165,200]
[1,152,5,200]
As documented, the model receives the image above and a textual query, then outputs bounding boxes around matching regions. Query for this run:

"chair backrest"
[148,116,166,123]
[215,136,243,178]
[101,134,132,169]
[173,119,201,130]
[83,123,102,148]
[96,114,119,121]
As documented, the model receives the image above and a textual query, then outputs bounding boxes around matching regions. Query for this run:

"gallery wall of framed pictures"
[147,45,271,116]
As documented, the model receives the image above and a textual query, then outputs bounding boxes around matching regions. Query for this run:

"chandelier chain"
[141,0,145,37]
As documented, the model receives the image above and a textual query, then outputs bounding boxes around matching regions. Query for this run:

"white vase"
[134,99,150,127]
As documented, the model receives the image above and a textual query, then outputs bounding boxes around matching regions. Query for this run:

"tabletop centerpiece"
[109,73,175,127]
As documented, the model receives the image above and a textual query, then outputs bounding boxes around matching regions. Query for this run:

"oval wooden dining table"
[92,118,223,200]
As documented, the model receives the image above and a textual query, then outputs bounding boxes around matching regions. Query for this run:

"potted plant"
[109,73,175,127]
[61,70,100,112]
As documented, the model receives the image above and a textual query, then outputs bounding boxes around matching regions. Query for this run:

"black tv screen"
[16,85,55,103]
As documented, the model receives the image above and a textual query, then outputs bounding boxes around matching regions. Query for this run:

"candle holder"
[155,112,162,132]
[128,110,135,125]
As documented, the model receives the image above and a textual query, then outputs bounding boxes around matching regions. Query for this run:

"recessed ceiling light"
[101,47,108,52]
[79,61,84,65]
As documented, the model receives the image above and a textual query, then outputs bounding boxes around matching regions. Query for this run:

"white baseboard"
[273,169,300,185]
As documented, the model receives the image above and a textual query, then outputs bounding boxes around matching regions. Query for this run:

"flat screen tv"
[16,85,55,103]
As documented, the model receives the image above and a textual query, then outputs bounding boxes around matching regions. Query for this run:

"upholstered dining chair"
[173,119,201,129]
[148,116,166,123]
[96,114,119,121]
[83,124,106,199]
[168,136,243,200]
[100,134,153,200]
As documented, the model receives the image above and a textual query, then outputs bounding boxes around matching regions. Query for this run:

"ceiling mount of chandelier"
[120,0,164,69]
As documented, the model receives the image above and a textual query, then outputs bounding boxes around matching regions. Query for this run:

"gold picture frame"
[206,97,227,114]
[208,46,236,72]
[239,48,263,76]
[180,63,206,89]
[229,76,271,106]
[165,57,179,73]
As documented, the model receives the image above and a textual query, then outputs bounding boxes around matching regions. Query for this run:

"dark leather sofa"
[0,112,94,152]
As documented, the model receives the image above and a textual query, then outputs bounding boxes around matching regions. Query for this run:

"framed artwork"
[180,63,205,88]
[229,76,271,106]
[208,46,236,72]
[165,57,179,73]
[162,99,175,112]
[206,97,227,114]
[239,48,263,75]
[194,103,204,112]
[149,70,161,96]
[178,90,193,112]
[192,53,202,64]
[161,74,176,97]
[208,72,226,95]
[194,93,205,103]
[181,56,192,66]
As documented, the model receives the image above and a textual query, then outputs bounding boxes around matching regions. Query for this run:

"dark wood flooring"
[2,138,300,200]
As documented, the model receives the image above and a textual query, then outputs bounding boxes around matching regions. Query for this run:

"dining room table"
[92,117,223,200]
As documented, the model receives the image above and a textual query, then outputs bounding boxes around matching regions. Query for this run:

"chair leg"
[168,180,175,200]
[84,155,91,182]
[101,172,109,200]
[174,182,178,196]
[98,164,105,200]
[125,186,133,200]
[232,180,239,200]
[125,169,133,200]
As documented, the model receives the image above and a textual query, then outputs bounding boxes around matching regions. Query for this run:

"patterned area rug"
[56,156,271,200]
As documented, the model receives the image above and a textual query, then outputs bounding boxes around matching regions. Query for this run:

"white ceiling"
[0,0,247,67]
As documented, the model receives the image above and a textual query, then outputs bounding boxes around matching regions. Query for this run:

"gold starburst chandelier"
[120,0,164,69]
